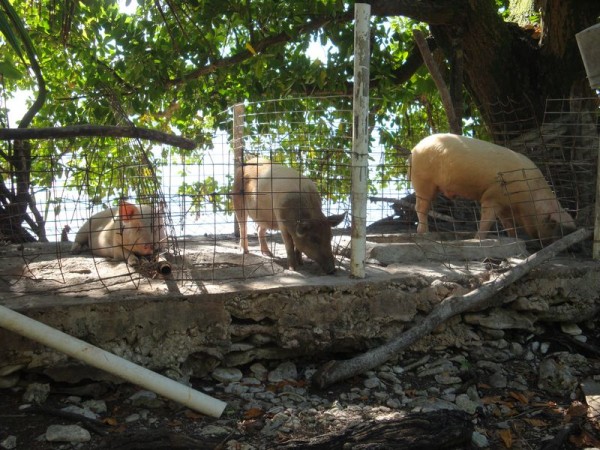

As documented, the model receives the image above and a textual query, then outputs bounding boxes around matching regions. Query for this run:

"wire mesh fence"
[0,96,597,296]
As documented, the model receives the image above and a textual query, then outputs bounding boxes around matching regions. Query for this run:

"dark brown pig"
[71,200,165,266]
[232,158,345,274]
[410,134,576,242]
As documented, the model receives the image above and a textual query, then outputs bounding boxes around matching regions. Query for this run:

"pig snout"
[122,226,161,256]
[294,220,337,274]
[130,240,154,256]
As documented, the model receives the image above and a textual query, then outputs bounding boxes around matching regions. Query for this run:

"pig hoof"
[127,256,141,266]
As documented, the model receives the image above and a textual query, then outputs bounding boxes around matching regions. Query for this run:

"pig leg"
[71,225,90,254]
[128,255,141,265]
[234,207,250,254]
[115,245,141,266]
[110,231,141,266]
[121,251,141,266]
[498,211,518,237]
[475,204,499,239]
[281,229,298,271]
[257,226,274,257]
[414,195,432,233]
[412,180,438,233]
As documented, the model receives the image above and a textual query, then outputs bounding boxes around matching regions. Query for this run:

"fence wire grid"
[0,96,597,296]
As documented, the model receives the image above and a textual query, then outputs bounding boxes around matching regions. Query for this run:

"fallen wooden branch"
[312,227,592,388]
[107,429,213,449]
[278,409,473,449]
[24,405,109,436]
[0,125,196,150]
[368,195,457,224]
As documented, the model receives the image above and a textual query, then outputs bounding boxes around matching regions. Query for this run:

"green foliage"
[178,176,233,216]
[2,0,501,234]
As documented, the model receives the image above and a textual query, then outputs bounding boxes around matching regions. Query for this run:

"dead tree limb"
[0,125,196,150]
[368,195,456,224]
[278,409,473,449]
[312,227,592,388]
[413,29,462,134]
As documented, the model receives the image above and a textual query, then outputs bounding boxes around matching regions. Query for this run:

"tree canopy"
[3,0,595,139]
[0,0,599,241]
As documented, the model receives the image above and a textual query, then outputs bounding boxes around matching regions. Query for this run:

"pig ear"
[118,201,140,221]
[327,211,346,228]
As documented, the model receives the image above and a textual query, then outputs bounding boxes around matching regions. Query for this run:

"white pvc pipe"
[0,304,227,418]
[351,3,371,278]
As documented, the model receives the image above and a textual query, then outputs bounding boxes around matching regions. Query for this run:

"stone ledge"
[1,257,598,384]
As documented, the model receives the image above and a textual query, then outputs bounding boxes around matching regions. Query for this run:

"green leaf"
[0,59,23,79]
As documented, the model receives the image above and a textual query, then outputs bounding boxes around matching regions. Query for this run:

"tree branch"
[368,195,457,224]
[168,13,352,87]
[167,1,465,88]
[413,29,461,134]
[0,125,196,150]
[370,0,468,24]
[312,227,593,388]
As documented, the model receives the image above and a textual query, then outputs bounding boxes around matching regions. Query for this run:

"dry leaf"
[244,407,264,419]
[482,395,503,405]
[524,418,547,427]
[102,417,118,426]
[569,429,600,447]
[499,428,513,448]
[184,409,204,420]
[509,391,529,404]
[567,400,588,418]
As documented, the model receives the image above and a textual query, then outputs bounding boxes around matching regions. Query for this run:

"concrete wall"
[1,258,598,384]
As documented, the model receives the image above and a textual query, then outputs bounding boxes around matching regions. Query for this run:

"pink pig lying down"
[410,133,577,242]
[233,157,346,274]
[71,201,165,266]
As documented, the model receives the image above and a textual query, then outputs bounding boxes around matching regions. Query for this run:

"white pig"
[71,200,165,266]
[410,133,576,242]
[232,157,345,274]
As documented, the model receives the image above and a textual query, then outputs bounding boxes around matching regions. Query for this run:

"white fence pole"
[351,3,371,278]
[233,103,245,238]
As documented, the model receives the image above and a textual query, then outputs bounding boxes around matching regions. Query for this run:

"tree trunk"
[374,0,600,135]
[427,0,599,135]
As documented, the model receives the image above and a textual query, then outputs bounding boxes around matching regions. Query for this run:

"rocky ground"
[1,320,599,450]
[1,229,599,449]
